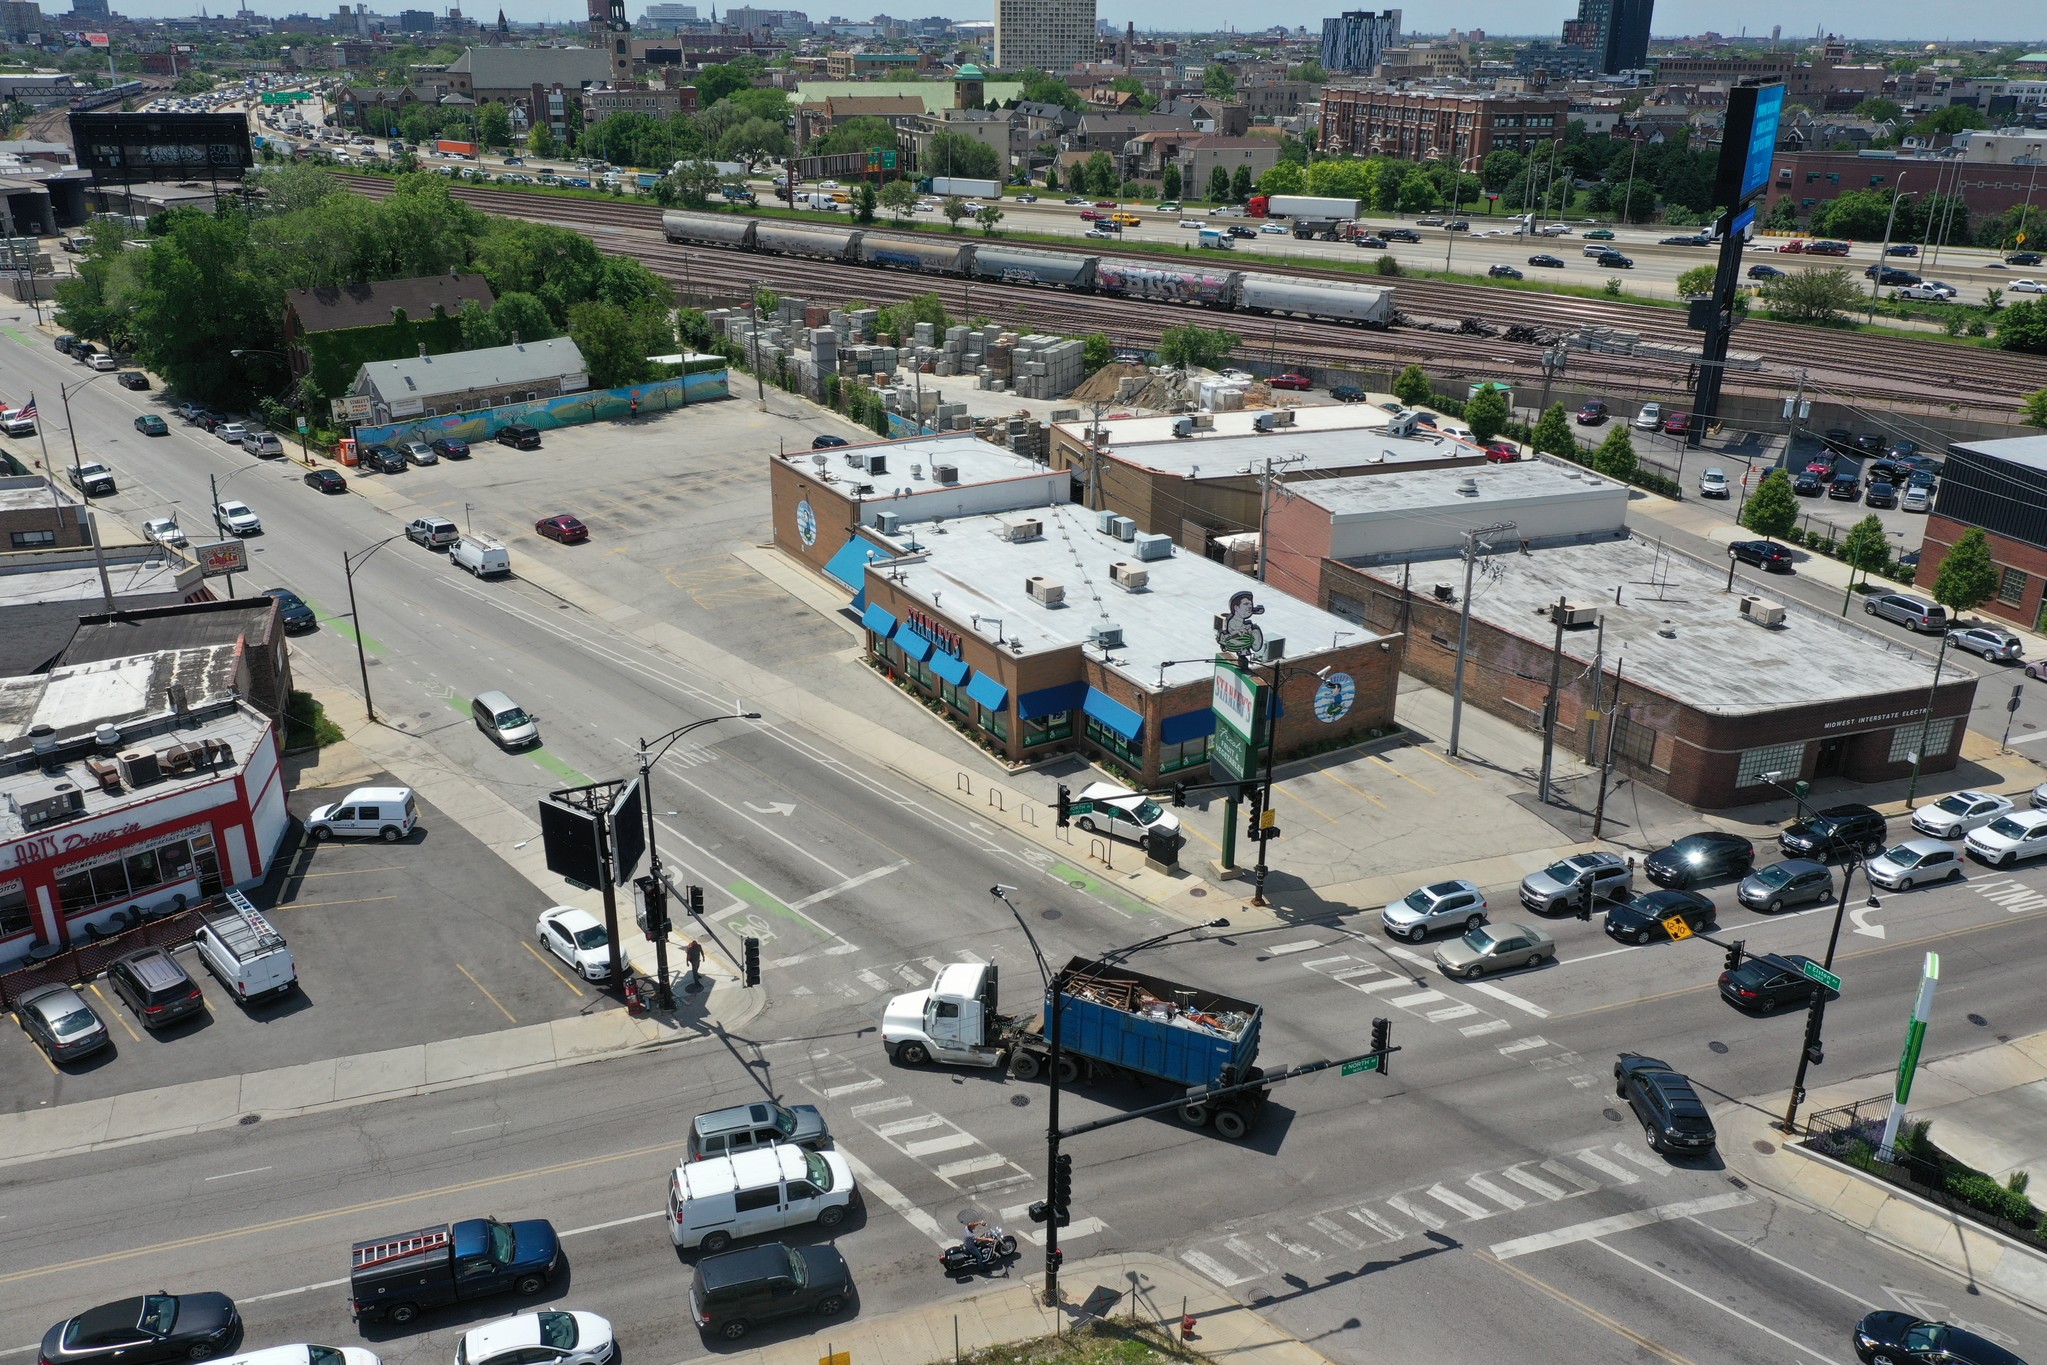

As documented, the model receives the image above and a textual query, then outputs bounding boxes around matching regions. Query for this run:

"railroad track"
[331,174,2046,413]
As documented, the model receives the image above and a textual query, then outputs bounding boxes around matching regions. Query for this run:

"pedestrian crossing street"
[1178,1139,1680,1289]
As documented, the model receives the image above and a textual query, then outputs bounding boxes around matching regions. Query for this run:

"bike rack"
[1089,836,1112,869]
[955,772,972,794]
[986,787,1005,812]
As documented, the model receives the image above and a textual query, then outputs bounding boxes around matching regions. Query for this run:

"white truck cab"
[882,961,1007,1067]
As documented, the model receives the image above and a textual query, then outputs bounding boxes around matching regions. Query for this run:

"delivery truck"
[1198,227,1233,249]
[348,1217,560,1325]
[1251,194,1362,221]
[925,176,1001,199]
[881,957,1268,1138]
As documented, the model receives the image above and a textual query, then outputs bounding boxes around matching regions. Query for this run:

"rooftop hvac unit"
[1433,583,1456,602]
[1109,561,1149,590]
[1740,594,1788,627]
[1257,635,1287,662]
[1026,575,1066,606]
[933,463,959,484]
[1551,602,1598,628]
[1096,509,1119,535]
[844,451,865,468]
[1387,411,1423,438]
[11,779,84,829]
[1112,516,1136,541]
[861,453,889,475]
[1253,411,1280,433]
[1133,531,1173,561]
[998,516,1043,542]
[1092,623,1125,649]
[1172,415,1195,439]
[118,748,162,788]
[873,510,901,535]
[1193,414,1215,430]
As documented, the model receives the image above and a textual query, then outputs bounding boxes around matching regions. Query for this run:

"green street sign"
[1802,960,1842,992]
[1342,1055,1381,1076]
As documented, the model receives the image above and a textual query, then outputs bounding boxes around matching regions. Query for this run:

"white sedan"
[456,1312,615,1365]
[1911,789,2014,840]
[2011,279,2047,294]
[143,517,187,547]
[1178,218,1206,229]
[1259,222,1288,234]
[537,906,612,980]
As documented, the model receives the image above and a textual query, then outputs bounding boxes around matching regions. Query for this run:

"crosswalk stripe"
[1263,1229,1323,1259]
[895,964,926,983]
[918,957,946,974]
[1571,1147,1641,1185]
[875,1113,946,1137]
[1610,1142,1675,1176]
[1308,1214,1369,1251]
[1355,976,1412,993]
[823,1078,885,1097]
[966,1172,1031,1194]
[1502,1164,1569,1200]
[1224,1234,1281,1271]
[1331,965,1385,980]
[837,1150,950,1247]
[904,1131,979,1157]
[1465,1174,1526,1211]
[1498,1035,1549,1054]
[1061,1216,1107,1239]
[1301,956,1353,970]
[934,1153,1009,1180]
[1539,1158,1599,1195]
[1426,1002,1483,1021]
[1424,1183,1495,1220]
[1390,990,1447,1008]
[849,1095,913,1118]
[1385,1195,1446,1229]
[1181,1249,1256,1287]
[1461,1019,1513,1037]
[856,969,889,992]
[1266,939,1327,955]
[1347,1205,1405,1241]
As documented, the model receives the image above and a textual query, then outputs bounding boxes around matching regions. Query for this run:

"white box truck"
[194,889,297,1002]
[1198,227,1233,250]
[927,176,1001,199]
[1264,194,1362,220]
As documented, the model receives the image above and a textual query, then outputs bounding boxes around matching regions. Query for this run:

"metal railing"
[0,907,201,1009]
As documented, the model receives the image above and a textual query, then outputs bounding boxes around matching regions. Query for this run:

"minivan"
[497,423,542,450]
[452,535,512,578]
[1865,592,1947,633]
[472,690,540,749]
[305,785,419,842]
[108,946,208,1029]
[666,1143,859,1251]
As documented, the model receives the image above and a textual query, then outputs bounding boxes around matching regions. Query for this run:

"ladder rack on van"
[209,888,286,955]
[352,1226,451,1269]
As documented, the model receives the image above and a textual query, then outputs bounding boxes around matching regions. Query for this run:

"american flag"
[18,395,33,421]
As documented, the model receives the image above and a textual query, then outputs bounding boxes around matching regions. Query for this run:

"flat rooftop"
[872,501,1385,691]
[0,548,189,607]
[801,430,1050,489]
[1302,459,1623,518]
[1062,409,1482,479]
[0,476,78,514]
[1357,534,1943,715]
[0,703,270,844]
[1955,435,2047,471]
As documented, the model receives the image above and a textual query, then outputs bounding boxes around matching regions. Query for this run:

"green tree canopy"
[1083,150,1117,195]
[879,178,919,223]
[1853,97,1904,125]
[1764,266,1862,324]
[1811,188,1898,240]
[1740,469,1799,540]
[1480,148,1524,191]
[695,55,768,107]
[1676,264,1717,297]
[476,101,512,150]
[1157,322,1239,370]
[2023,387,2047,429]
[527,120,558,160]
[1017,68,1084,111]
[812,115,896,157]
[1202,63,1236,98]
[927,130,1002,181]
[1207,166,1232,202]
[1392,364,1432,407]
[1465,388,1509,445]
[1591,425,1637,482]
[1839,514,1891,578]
[1231,164,1253,203]
[1259,160,1306,195]
[1931,528,1998,613]
[1994,300,2047,355]
[1161,164,1182,200]
[942,195,971,231]
[1531,402,1577,457]
[459,290,557,349]
[567,299,672,389]
[1914,105,1987,136]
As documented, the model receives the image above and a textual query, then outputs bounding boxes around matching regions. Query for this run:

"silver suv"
[1520,851,1633,914]
[1865,592,1947,633]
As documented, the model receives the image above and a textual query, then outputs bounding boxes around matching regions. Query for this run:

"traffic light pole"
[1042,964,1066,1307]
[1778,852,1861,1133]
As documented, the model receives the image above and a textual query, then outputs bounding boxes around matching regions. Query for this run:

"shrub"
[1373,254,1401,276]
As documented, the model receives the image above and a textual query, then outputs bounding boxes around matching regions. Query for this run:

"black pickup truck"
[348,1217,560,1326]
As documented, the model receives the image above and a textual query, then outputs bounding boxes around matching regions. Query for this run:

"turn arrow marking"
[1848,904,1885,939]
[744,801,796,816]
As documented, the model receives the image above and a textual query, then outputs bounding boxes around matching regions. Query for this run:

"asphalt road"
[7,323,2047,1365]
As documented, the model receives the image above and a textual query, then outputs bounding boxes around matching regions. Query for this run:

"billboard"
[192,539,247,578]
[608,777,645,885]
[72,112,254,176]
[1711,82,1785,211]
[539,795,603,888]
[1210,658,1267,785]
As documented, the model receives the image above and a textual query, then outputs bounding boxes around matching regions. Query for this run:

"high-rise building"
[1568,0,1651,75]
[641,2,697,23]
[68,0,108,19]
[993,0,1094,75]
[1318,9,1399,76]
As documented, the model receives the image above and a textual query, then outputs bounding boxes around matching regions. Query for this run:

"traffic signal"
[1172,782,1189,807]
[743,936,761,987]
[686,884,705,917]
[1802,996,1827,1067]
[1370,1016,1391,1057]
[1244,787,1264,841]
[1045,1247,1062,1276]
[1027,1200,1050,1223]
[1724,939,1745,972]
[1051,1151,1073,1223]
[1055,784,1072,827]
[1576,877,1594,921]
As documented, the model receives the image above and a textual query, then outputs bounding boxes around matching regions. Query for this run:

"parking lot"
[3,782,609,1103]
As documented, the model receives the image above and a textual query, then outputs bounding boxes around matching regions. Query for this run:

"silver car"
[401,440,439,466]
[1946,627,2022,662]
[1865,593,1948,633]
[1865,840,1965,891]
[1382,879,1487,942]
[1519,851,1632,914]
[1434,922,1554,979]
[1910,789,2013,840]
[17,983,112,1063]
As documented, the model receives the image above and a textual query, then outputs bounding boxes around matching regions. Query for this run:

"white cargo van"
[451,535,511,578]
[193,889,297,1002]
[306,785,418,842]
[666,1144,858,1252]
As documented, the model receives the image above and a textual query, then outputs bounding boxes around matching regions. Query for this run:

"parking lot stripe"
[274,895,400,910]
[203,1167,272,1182]
[456,963,517,1024]
[13,1015,57,1075]
[1407,742,1483,781]
[88,981,140,1042]
[287,867,398,878]
[521,940,587,996]
[1306,761,1388,810]
[1370,754,1437,796]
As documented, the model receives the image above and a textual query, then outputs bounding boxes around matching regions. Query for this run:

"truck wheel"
[700,1230,732,1254]
[1212,1109,1250,1140]
[718,1319,750,1341]
[817,1205,846,1229]
[1178,1101,1210,1129]
[896,1042,928,1067]
[1009,1051,1040,1080]
[1055,1055,1082,1085]
[386,1304,420,1327]
[513,1273,546,1296]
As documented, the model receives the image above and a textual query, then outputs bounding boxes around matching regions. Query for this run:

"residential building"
[1763,149,2043,224]
[1237,79,1317,121]
[584,83,695,116]
[1154,97,1247,137]
[1319,88,1569,162]
[442,45,615,103]
[1319,9,1399,76]
[1917,437,2047,632]
[1064,110,1194,153]
[282,273,496,386]
[1564,0,1651,75]
[1172,135,1280,195]
[905,107,1012,176]
[0,476,92,557]
[993,0,1094,77]
[1952,127,2047,164]
[348,337,589,422]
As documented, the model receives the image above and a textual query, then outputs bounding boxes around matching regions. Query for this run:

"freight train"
[659,210,1396,329]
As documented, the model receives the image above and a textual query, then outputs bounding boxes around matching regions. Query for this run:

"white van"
[306,786,418,842]
[451,535,511,578]
[212,1345,379,1365]
[471,689,540,749]
[194,889,297,1002]
[666,1143,859,1252]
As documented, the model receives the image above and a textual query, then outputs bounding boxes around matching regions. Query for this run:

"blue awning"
[860,602,897,637]
[1082,686,1144,742]
[1017,681,1087,719]
[1160,709,1217,745]
[823,535,877,591]
[966,672,1008,712]
[896,627,934,662]
[929,651,969,684]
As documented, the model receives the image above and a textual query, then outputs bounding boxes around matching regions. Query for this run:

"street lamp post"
[55,371,117,612]
[341,533,406,722]
[206,461,273,600]
[1865,173,1907,324]
[231,347,313,465]
[637,709,761,1008]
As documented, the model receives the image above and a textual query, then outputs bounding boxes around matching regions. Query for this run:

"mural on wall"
[352,369,729,446]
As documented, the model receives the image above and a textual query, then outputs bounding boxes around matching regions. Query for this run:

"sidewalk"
[1718,1029,2047,1312]
[730,1252,1333,1365]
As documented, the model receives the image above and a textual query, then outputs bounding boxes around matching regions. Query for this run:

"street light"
[637,709,761,1007]
[53,370,118,612]
[207,461,272,600]
[341,532,407,722]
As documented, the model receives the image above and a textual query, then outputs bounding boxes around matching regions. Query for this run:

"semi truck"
[926,176,1001,199]
[1251,194,1362,221]
[882,956,1268,1138]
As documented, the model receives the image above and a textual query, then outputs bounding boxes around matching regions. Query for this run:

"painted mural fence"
[351,368,730,447]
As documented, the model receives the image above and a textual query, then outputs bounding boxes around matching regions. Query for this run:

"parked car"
[1851,1311,2029,1365]
[215,421,248,445]
[1737,859,1835,914]
[1604,889,1716,945]
[1661,411,1691,437]
[686,1101,831,1162]
[142,517,186,547]
[1381,879,1488,942]
[1632,402,1662,431]
[16,982,112,1063]
[1864,480,1898,509]
[1071,781,1181,845]
[1866,593,1947,633]
[1902,484,1932,512]
[1865,839,1966,891]
[348,1217,559,1325]
[536,907,611,981]
[1484,440,1520,464]
[262,587,317,633]
[812,434,850,449]
[1615,1054,1716,1156]
[1520,850,1632,913]
[40,1296,241,1365]
[430,437,471,459]
[1644,831,1754,887]
[1576,400,1608,425]
[1719,952,1834,1011]
[401,440,439,466]
[117,370,150,390]
[1330,384,1366,403]
[1728,540,1794,572]
[497,423,542,450]
[1965,810,2047,867]
[1433,922,1554,978]
[1266,372,1313,391]
[534,514,589,545]
[134,414,169,436]
[303,468,347,493]
[689,1243,852,1342]
[1828,475,1862,502]
[1698,467,1729,498]
[456,1313,614,1365]
[406,516,460,549]
[107,947,207,1029]
[360,444,407,474]
[1780,804,1889,861]
[67,462,117,496]
[306,785,417,842]
[1947,626,2023,662]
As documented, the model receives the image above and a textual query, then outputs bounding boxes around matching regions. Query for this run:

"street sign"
[1341,1055,1381,1076]
[2010,684,2024,713]
[1662,916,1694,941]
[1801,959,1842,993]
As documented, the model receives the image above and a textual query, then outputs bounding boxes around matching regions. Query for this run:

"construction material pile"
[1065,970,1251,1041]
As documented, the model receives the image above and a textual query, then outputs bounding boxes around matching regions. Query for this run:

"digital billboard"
[1710,82,1785,212]
[1740,83,1785,204]
[72,112,254,177]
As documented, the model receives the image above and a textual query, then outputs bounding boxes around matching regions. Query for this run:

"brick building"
[583,82,696,117]
[1917,436,2047,633]
[1319,88,1569,162]
[1763,151,2045,225]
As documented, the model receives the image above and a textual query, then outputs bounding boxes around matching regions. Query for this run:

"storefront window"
[1024,712,1073,747]
[940,679,965,714]
[1160,735,1210,772]
[1736,741,1806,788]
[0,880,28,938]
[126,849,162,893]
[1085,716,1142,766]
[978,704,1008,742]
[55,827,214,918]
[1889,719,1955,764]
[909,658,933,688]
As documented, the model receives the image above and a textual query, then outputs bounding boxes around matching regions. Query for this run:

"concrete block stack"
[1007,334,1086,400]
[847,308,879,343]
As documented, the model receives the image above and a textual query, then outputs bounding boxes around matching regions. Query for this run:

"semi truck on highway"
[1250,194,1362,221]
[882,957,1269,1138]
[925,176,1001,199]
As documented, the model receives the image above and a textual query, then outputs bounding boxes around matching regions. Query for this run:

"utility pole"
[1865,173,1907,324]
[1591,657,1626,839]
[1447,521,1515,758]
[1536,344,1566,417]
[1538,596,1567,804]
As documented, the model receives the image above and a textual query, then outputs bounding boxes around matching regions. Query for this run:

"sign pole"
[1877,953,1940,1162]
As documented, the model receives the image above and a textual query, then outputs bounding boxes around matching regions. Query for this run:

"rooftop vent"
[1740,594,1787,627]
[1109,561,1149,590]
[1551,602,1598,628]
[1092,623,1125,649]
[998,516,1043,543]
[1456,478,1480,497]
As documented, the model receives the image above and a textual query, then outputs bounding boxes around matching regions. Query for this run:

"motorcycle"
[939,1211,1018,1275]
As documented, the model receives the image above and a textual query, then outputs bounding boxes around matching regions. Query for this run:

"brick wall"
[769,453,869,578]
[1918,515,2047,632]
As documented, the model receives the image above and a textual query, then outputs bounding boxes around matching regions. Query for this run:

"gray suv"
[1737,859,1834,913]
[689,1244,852,1341]
[107,947,206,1029]
[1865,592,1948,633]
[686,1101,830,1162]
[1519,851,1632,914]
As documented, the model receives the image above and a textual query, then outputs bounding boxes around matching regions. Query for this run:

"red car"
[1484,441,1520,463]
[1267,372,1312,391]
[535,513,589,544]
[1662,412,1692,436]
[1576,401,1608,425]
[1078,209,1103,221]
[1093,199,1116,208]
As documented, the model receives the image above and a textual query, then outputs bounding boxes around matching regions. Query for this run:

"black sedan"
[430,437,471,460]
[1604,889,1716,945]
[261,587,317,633]
[1718,952,1834,1012]
[1644,831,1755,887]
[1528,253,1565,268]
[1331,384,1366,403]
[1852,1311,2026,1365]
[812,435,850,449]
[1729,540,1794,572]
[1829,475,1863,502]
[1487,264,1523,279]
[117,371,150,390]
[1865,480,1898,509]
[41,1295,241,1365]
[302,467,347,493]
[1747,263,1786,280]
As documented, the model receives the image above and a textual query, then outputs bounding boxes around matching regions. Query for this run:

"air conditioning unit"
[1133,531,1173,561]
[1257,635,1286,662]
[1433,583,1456,602]
[861,453,889,475]
[1172,415,1195,439]
[1192,414,1215,430]
[10,779,84,829]
[933,462,958,485]
[998,517,1042,542]
[1109,561,1149,590]
[118,749,162,788]
[1386,411,1423,438]
[1253,411,1280,432]
[1092,623,1125,649]
[1740,594,1787,627]
[1112,516,1136,541]
[872,510,901,535]
[1551,602,1598,628]
[1096,509,1118,534]
[844,451,865,468]
[1026,576,1066,606]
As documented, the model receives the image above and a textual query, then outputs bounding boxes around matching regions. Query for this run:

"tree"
[476,101,512,151]
[1083,151,1116,196]
[1764,194,1800,230]
[879,179,919,224]
[695,55,767,108]
[812,116,898,157]
[1853,97,1904,125]
[1206,165,1231,203]
[2023,387,2047,429]
[1480,148,1524,191]
[1288,57,1326,83]
[1392,363,1432,408]
[1466,388,1509,445]
[942,195,971,231]
[1531,402,1577,458]
[1080,332,1112,374]
[1397,173,1438,214]
[1812,188,1897,241]
[459,290,556,348]
[1676,264,1717,297]
[1161,164,1182,201]
[1932,528,1999,615]
[1156,322,1240,371]
[975,203,1004,235]
[1740,469,1799,541]
[927,130,1001,181]
[1231,164,1253,204]
[1043,164,1059,191]
[1591,425,1637,482]
[1017,68,1084,111]
[666,159,721,208]
[527,120,558,160]
[1839,514,1892,604]
[1914,105,1987,137]
[1259,160,1306,196]
[568,298,669,389]
[855,182,878,224]
[1994,300,2047,355]
[1764,266,1862,324]
[1202,63,1236,99]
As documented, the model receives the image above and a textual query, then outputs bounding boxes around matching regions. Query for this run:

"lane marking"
[823,1077,885,1097]
[903,1131,978,1158]
[1265,938,1327,956]
[1389,990,1447,1008]
[1589,1234,1831,1363]
[1499,1036,1551,1054]
[1464,979,1551,1017]
[934,1153,1009,1180]
[1487,1192,1754,1260]
[1385,1195,1446,1229]
[1347,1205,1404,1240]
[243,1276,351,1304]
[455,962,517,1024]
[521,940,586,996]
[1308,1213,1369,1251]
[1370,753,1436,796]
[1569,1148,1641,1186]
[1301,955,1353,970]
[790,860,909,911]
[1501,1164,1568,1201]
[1461,1019,1513,1037]
[450,1123,503,1135]
[1466,1174,1526,1211]
[875,1113,946,1138]
[203,1167,272,1182]
[1477,1251,1697,1365]
[560,1209,668,1238]
[1425,1002,1483,1021]
[837,1148,950,1246]
[848,1095,912,1118]
[1689,1218,1872,1305]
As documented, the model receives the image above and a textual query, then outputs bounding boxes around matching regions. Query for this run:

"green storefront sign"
[1210,658,1266,785]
